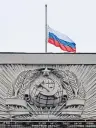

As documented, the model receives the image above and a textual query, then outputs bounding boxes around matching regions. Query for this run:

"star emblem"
[42,67,50,76]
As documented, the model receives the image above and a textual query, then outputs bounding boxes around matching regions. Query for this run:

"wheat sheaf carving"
[52,69,85,99]
[8,69,41,99]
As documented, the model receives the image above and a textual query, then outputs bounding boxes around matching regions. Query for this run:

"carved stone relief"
[0,64,96,120]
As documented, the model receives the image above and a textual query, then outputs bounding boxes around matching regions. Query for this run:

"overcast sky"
[0,0,96,53]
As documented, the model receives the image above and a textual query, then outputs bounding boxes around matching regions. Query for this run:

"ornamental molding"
[0,65,88,120]
[0,63,96,120]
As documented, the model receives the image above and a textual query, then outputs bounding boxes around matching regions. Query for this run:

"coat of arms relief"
[0,64,96,120]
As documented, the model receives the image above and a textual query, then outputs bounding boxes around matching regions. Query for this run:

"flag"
[47,26,76,53]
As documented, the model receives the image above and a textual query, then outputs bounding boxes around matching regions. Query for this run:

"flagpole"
[45,4,47,53]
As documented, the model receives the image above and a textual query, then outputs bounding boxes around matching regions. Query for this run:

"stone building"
[0,53,96,127]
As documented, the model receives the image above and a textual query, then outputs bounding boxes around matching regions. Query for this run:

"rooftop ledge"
[0,53,96,64]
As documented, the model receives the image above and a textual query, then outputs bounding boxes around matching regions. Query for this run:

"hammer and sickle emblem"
[36,80,58,96]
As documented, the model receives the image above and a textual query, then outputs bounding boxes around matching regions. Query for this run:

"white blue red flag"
[47,26,76,53]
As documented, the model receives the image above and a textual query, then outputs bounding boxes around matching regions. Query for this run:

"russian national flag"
[48,26,76,53]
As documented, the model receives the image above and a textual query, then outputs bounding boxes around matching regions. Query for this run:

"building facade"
[0,53,96,127]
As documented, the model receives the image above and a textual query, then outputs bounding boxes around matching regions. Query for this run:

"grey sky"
[0,0,96,53]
